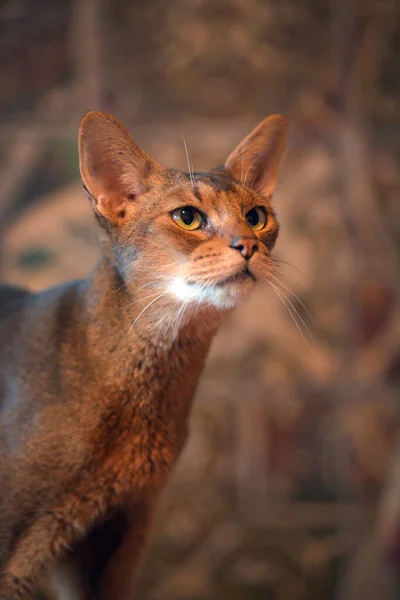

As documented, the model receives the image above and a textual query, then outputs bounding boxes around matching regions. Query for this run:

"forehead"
[172,170,254,212]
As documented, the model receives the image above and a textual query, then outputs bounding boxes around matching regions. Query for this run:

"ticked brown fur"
[0,111,287,599]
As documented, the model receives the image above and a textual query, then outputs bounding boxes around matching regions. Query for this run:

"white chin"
[167,276,253,310]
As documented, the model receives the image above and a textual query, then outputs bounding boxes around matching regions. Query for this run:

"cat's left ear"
[79,111,165,226]
[224,115,287,196]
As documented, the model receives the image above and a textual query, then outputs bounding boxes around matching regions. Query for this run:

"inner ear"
[224,115,287,197]
[79,111,164,226]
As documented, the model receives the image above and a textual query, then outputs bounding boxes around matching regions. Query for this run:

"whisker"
[250,192,268,203]
[127,291,169,334]
[272,257,304,275]
[270,279,313,341]
[135,280,161,293]
[236,147,248,186]
[181,133,195,188]
[249,166,265,191]
[116,260,189,297]
[172,300,189,339]
[120,259,180,277]
[244,157,258,188]
[266,279,313,348]
[124,289,167,310]
[111,266,174,297]
[272,266,288,276]
[270,274,314,323]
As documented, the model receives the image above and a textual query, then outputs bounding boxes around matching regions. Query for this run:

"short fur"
[0,111,287,599]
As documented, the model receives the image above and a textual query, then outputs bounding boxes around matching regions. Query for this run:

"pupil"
[181,207,194,225]
[247,209,259,226]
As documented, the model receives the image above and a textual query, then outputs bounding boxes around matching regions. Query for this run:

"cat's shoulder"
[0,284,32,317]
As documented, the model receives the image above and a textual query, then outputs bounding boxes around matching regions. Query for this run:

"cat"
[0,110,287,599]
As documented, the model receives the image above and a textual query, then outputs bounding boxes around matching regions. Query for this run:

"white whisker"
[270,279,313,341]
[249,166,265,190]
[120,259,178,277]
[128,291,169,334]
[272,266,287,276]
[244,157,257,188]
[270,274,313,322]
[272,257,304,276]
[172,300,189,339]
[266,279,313,348]
[181,133,195,188]
[135,280,161,293]
[124,289,167,310]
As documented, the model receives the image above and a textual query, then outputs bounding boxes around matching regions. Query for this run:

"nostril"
[231,237,258,260]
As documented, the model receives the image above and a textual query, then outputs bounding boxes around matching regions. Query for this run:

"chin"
[168,275,256,311]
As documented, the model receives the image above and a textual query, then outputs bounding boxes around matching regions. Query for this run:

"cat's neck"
[78,254,220,389]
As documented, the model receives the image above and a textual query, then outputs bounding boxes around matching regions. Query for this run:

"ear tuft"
[78,111,163,226]
[225,115,287,196]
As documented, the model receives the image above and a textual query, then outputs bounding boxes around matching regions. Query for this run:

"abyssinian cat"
[0,111,287,599]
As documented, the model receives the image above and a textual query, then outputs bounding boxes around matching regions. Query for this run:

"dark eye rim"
[170,205,206,228]
[245,206,267,228]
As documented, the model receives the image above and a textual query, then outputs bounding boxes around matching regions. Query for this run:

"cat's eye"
[245,207,267,231]
[171,206,204,230]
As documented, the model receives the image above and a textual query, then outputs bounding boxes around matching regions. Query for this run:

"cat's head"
[79,112,287,328]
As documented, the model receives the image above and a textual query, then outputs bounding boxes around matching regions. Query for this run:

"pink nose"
[230,236,258,260]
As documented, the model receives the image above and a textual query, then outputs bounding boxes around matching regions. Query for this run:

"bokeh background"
[1,0,400,598]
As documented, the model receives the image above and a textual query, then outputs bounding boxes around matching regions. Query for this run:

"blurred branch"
[330,0,398,278]
[0,130,45,228]
[356,312,400,382]
[70,0,103,110]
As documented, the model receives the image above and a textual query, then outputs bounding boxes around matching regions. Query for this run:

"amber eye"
[245,206,267,231]
[171,206,204,230]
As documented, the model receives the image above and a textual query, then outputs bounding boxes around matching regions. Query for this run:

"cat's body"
[0,263,214,598]
[0,112,287,599]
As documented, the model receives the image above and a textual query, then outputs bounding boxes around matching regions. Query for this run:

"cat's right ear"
[224,115,287,197]
[79,111,164,226]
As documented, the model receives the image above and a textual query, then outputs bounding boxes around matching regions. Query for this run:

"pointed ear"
[224,115,287,196]
[79,111,164,226]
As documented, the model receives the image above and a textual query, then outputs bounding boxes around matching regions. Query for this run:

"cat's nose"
[230,236,258,260]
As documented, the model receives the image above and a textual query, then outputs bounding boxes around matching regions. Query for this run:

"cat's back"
[0,284,32,319]
[0,278,91,465]
[0,280,85,336]
[0,284,34,349]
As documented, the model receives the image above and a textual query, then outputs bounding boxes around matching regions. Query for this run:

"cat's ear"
[224,115,287,196]
[79,111,164,226]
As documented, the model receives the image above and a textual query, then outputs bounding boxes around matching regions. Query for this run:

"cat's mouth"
[216,267,256,287]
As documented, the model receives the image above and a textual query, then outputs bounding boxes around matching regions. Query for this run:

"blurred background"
[1,0,400,598]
